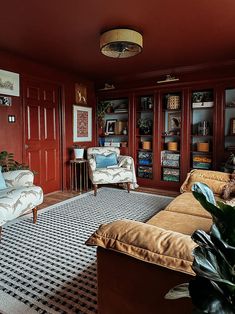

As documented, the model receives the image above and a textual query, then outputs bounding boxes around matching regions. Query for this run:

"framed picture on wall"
[168,112,181,132]
[75,83,87,104]
[73,105,92,142]
[0,69,20,96]
[105,119,117,134]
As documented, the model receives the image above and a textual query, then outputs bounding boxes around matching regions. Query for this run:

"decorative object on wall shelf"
[105,119,117,134]
[75,83,87,104]
[73,145,85,159]
[197,142,209,152]
[166,95,180,110]
[167,112,181,133]
[0,69,20,96]
[198,121,210,136]
[73,105,92,142]
[0,95,11,106]
[192,90,214,108]
[137,118,153,135]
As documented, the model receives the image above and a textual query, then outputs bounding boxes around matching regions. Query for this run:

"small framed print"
[230,118,235,135]
[105,119,117,135]
[75,83,87,104]
[168,112,181,132]
[73,105,92,142]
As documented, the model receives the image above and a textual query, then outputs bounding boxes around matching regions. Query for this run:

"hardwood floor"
[39,186,179,210]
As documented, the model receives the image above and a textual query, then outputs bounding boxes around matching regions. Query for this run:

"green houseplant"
[137,118,153,135]
[165,182,235,314]
[0,151,29,172]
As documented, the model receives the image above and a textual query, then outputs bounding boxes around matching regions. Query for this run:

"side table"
[70,159,89,193]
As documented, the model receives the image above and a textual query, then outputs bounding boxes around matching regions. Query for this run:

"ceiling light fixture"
[157,75,179,84]
[100,28,143,58]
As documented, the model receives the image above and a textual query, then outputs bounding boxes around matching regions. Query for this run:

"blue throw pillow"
[0,166,7,190]
[96,153,118,168]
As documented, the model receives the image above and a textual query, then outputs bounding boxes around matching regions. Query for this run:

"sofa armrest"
[118,155,133,169]
[3,170,34,187]
[86,219,197,275]
[88,158,96,171]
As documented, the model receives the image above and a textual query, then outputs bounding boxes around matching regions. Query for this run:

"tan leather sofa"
[86,170,233,314]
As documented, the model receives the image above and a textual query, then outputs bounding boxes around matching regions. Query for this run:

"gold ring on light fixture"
[100,28,143,58]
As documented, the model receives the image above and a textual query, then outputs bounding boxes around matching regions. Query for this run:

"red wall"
[0,50,96,190]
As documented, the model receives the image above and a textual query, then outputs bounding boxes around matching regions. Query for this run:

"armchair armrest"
[3,170,34,188]
[118,155,133,169]
[86,219,196,275]
[88,158,96,171]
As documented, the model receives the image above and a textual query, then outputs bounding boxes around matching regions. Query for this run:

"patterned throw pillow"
[0,166,7,190]
[95,153,118,168]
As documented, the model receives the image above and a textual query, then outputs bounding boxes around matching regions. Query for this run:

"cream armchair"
[87,147,137,196]
[0,170,43,238]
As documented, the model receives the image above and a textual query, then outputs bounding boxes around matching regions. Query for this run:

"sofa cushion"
[95,152,118,168]
[147,211,212,235]
[164,192,212,219]
[180,170,230,196]
[86,219,196,275]
[0,167,7,190]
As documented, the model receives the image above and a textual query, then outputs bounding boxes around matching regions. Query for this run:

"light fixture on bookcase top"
[100,28,143,58]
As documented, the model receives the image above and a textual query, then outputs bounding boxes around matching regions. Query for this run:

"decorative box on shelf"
[192,155,212,170]
[161,151,180,167]
[138,166,153,179]
[162,167,180,182]
[138,151,152,165]
[104,142,120,147]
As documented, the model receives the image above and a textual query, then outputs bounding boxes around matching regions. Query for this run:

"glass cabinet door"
[135,95,154,180]
[160,92,182,182]
[223,88,235,172]
[191,89,214,170]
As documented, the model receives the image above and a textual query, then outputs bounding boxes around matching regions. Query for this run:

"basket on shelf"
[167,95,180,110]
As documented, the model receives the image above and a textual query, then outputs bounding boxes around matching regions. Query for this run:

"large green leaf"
[189,277,235,314]
[165,283,190,300]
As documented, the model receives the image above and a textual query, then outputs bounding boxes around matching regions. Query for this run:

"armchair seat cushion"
[0,185,43,226]
[91,167,133,184]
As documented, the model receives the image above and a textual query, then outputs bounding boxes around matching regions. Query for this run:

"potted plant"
[0,151,29,172]
[137,118,153,135]
[73,145,85,159]
[97,101,112,129]
[165,182,235,313]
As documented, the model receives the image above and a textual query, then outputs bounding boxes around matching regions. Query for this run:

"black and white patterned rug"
[0,188,173,314]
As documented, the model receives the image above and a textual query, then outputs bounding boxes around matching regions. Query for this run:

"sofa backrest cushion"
[180,170,230,196]
[0,167,7,190]
[86,219,197,275]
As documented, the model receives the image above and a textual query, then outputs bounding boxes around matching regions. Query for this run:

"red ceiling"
[0,0,235,82]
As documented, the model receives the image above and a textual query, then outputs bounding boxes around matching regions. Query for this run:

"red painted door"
[24,80,61,194]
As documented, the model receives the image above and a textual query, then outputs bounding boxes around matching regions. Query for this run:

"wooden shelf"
[163,109,181,112]
[161,165,180,169]
[137,149,153,152]
[99,134,128,137]
[136,109,153,113]
[162,150,180,153]
[162,135,180,138]
[191,135,213,138]
[137,163,153,167]
[136,134,153,137]
[191,107,214,110]
[191,151,212,155]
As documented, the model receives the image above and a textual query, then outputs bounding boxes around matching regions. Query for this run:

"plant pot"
[74,148,84,159]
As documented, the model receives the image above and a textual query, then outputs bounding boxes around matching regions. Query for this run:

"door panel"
[24,80,60,194]
[44,107,56,140]
[27,104,41,140]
